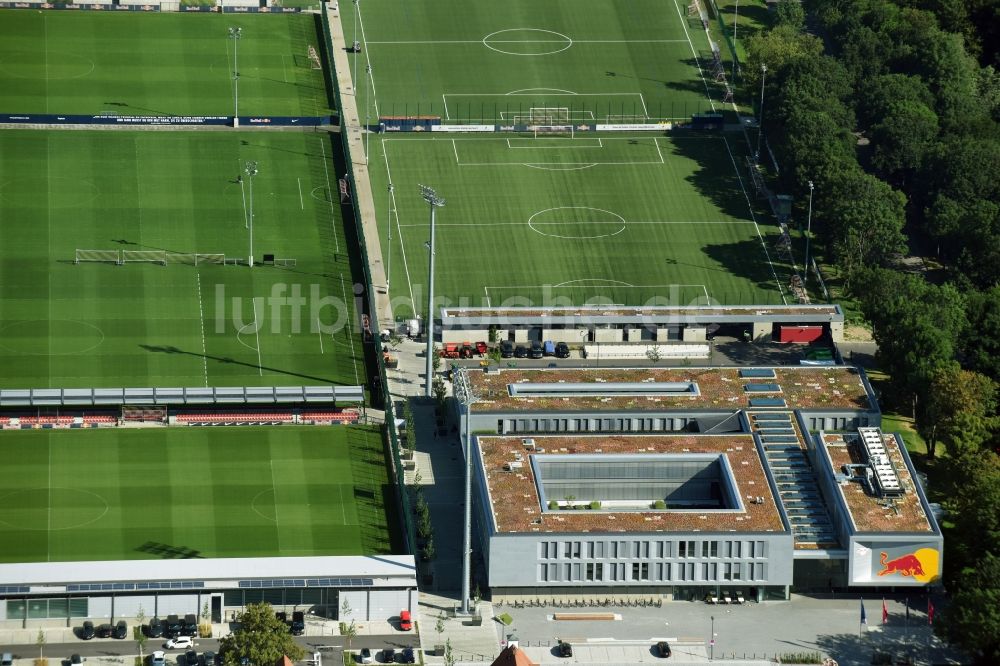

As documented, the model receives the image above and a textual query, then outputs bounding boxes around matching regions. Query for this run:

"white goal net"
[122,250,167,265]
[75,249,121,265]
[533,125,575,138]
[514,107,570,126]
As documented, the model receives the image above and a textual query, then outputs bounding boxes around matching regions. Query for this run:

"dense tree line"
[743,1,1000,661]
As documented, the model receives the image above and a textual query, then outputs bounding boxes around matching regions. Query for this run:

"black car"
[200,652,215,666]
[381,648,395,663]
[555,342,570,358]
[655,641,672,658]
[557,641,573,658]
[81,621,95,640]
[147,620,164,638]
[529,341,544,359]
[96,624,113,639]
[184,650,198,666]
[166,616,182,638]
[71,655,83,665]
[399,648,414,664]
[184,615,198,636]
[113,621,128,639]
[290,611,304,636]
[275,611,287,625]
[514,345,528,358]
[499,340,514,358]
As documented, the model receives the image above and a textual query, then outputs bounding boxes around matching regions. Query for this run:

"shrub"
[548,500,558,510]
[589,501,601,510]
[653,500,666,509]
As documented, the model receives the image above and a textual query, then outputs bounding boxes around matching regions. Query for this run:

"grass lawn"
[0,10,332,117]
[372,132,787,317]
[0,426,394,563]
[346,0,723,126]
[0,129,363,389]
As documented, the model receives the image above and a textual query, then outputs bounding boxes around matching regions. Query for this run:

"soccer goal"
[514,107,571,126]
[75,249,122,265]
[307,45,323,70]
[533,125,575,139]
[122,250,167,265]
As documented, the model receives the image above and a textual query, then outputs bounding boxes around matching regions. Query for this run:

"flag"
[861,598,867,625]
[882,598,888,625]
[928,598,935,625]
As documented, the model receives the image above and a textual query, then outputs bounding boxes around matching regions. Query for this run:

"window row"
[499,417,694,434]
[537,561,768,583]
[538,539,768,560]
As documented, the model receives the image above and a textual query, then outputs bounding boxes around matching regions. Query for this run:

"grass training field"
[346,0,787,314]
[0,129,364,389]
[0,10,331,117]
[0,426,394,564]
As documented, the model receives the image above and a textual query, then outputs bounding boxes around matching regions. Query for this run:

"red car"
[399,609,412,631]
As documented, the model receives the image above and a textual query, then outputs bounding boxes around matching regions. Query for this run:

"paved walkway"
[324,4,392,329]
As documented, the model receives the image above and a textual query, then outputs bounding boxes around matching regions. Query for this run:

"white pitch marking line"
[317,317,325,354]
[47,438,51,558]
[339,273,361,386]
[672,0,716,112]
[396,220,754,228]
[269,459,282,534]
[252,297,263,376]
[355,1,381,119]
[281,54,290,83]
[318,137,340,254]
[297,177,304,210]
[484,286,492,308]
[452,139,460,164]
[653,136,665,163]
[722,135,785,304]
[442,94,450,120]
[365,39,690,45]
[381,139,415,309]
[196,272,208,386]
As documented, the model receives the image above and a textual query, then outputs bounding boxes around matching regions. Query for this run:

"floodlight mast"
[453,370,478,617]
[804,180,815,288]
[756,63,767,161]
[245,161,258,267]
[386,183,394,288]
[229,27,242,127]
[420,185,444,398]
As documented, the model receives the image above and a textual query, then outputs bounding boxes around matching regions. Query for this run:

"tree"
[36,628,46,663]
[340,599,357,650]
[219,602,305,666]
[868,100,939,181]
[937,550,1000,664]
[432,376,448,408]
[918,365,998,457]
[133,606,148,661]
[962,286,1000,380]
[645,346,662,365]
[443,639,455,666]
[773,0,805,29]
[944,452,1000,581]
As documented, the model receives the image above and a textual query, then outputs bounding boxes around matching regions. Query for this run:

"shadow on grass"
[138,343,342,385]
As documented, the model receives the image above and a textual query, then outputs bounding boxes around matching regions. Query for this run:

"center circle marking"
[0,320,106,356]
[0,488,109,531]
[251,489,277,522]
[0,177,100,208]
[482,29,573,56]
[528,207,627,239]
[0,51,95,80]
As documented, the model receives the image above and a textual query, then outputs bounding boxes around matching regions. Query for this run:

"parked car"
[70,656,83,666]
[290,611,304,636]
[96,624,113,639]
[165,616,182,638]
[514,345,528,358]
[400,648,415,664]
[275,611,288,625]
[557,641,572,658]
[147,620,164,638]
[381,648,395,663]
[555,342,570,358]
[655,641,672,658]
[2,654,13,666]
[200,652,216,666]
[113,621,128,639]
[499,340,514,358]
[358,648,373,664]
[183,615,198,636]
[150,653,166,666]
[529,341,544,359]
[80,621,95,640]
[165,636,193,650]
[184,650,198,666]
[398,609,412,631]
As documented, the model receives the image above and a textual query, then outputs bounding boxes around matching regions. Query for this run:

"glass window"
[723,563,732,581]
[700,541,708,558]
[540,565,548,582]
[655,541,664,558]
[549,564,558,581]
[69,598,88,618]
[710,541,719,558]
[595,541,605,558]
[6,599,25,620]
[733,541,742,558]
[756,541,766,558]
[640,563,649,580]
[642,541,650,558]
[678,541,686,558]
[587,542,595,558]
[572,563,581,581]
[48,599,69,619]
[733,563,742,580]
[664,563,671,580]
[586,563,595,581]
[565,564,572,580]
[28,599,48,619]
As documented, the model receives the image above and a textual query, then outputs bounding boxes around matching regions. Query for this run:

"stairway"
[748,412,838,547]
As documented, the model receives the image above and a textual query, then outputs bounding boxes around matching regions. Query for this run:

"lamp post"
[352,0,359,95]
[420,185,444,398]
[386,183,394,288]
[365,64,372,161]
[804,180,814,288]
[756,63,767,162]
[228,27,242,127]
[710,615,715,661]
[245,161,258,267]
[453,370,478,617]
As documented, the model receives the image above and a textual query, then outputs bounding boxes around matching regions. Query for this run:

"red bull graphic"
[876,548,939,583]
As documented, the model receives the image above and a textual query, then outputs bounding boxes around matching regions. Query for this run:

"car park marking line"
[722,135,786,304]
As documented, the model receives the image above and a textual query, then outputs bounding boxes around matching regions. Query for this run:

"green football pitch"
[0,129,364,389]
[0,10,331,117]
[345,0,787,314]
[0,426,394,563]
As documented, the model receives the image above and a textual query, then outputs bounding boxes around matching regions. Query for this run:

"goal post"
[514,107,571,126]
[121,250,167,265]
[195,253,226,266]
[75,249,122,265]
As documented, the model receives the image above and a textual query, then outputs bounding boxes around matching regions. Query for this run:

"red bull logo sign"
[876,548,939,583]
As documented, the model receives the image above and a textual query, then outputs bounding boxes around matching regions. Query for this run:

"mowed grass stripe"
[0,427,393,563]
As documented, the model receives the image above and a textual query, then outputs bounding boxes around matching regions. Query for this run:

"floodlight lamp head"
[245,161,258,177]
[419,184,445,207]
[229,27,242,38]
[808,180,814,191]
